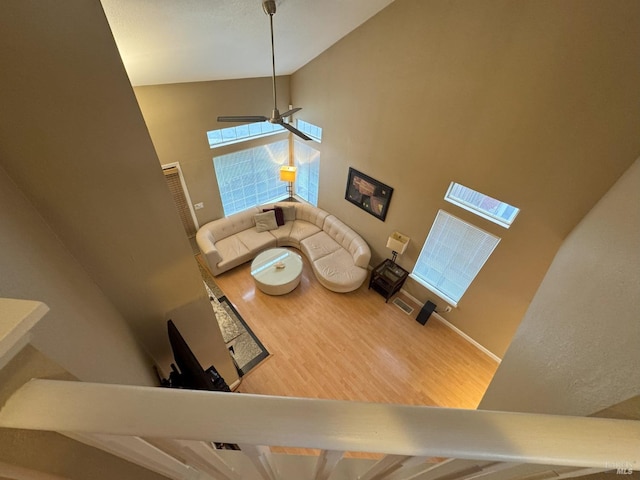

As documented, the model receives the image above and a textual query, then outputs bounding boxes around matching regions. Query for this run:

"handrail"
[0,379,637,470]
[0,298,48,370]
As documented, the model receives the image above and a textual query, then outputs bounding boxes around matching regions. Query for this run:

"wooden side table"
[369,259,409,302]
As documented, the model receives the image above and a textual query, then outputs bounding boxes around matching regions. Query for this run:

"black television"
[167,319,228,391]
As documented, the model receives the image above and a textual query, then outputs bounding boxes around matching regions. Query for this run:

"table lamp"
[386,231,410,263]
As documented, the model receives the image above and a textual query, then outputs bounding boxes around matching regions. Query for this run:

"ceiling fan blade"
[280,107,302,118]
[281,122,312,141]
[221,3,309,138]
[217,115,268,123]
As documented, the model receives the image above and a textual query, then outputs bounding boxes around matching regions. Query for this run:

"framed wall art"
[345,167,393,221]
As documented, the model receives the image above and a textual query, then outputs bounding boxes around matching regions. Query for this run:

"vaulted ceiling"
[101,0,394,86]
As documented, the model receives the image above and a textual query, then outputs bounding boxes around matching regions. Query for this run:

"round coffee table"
[250,248,303,295]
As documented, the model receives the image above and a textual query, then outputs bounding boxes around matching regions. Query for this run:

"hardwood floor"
[213,250,498,410]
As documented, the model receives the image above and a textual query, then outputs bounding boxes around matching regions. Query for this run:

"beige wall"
[0,1,239,474]
[480,158,640,415]
[0,0,237,385]
[134,76,291,223]
[0,166,155,386]
[127,0,639,359]
[290,0,640,356]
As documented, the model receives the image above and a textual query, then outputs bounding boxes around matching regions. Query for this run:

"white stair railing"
[0,379,638,480]
[1,299,638,480]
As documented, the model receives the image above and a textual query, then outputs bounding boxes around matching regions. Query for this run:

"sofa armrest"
[196,228,222,269]
[352,241,371,269]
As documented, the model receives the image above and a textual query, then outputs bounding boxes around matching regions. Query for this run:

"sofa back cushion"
[323,215,371,268]
[292,203,328,228]
[208,207,259,242]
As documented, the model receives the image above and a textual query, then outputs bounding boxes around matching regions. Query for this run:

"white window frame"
[296,119,322,143]
[445,182,519,228]
[207,122,286,149]
[293,139,320,206]
[410,210,501,307]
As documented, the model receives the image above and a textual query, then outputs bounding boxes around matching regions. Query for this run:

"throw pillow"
[280,204,296,222]
[262,207,284,226]
[254,210,278,232]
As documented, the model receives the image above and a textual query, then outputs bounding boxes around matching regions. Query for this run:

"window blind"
[411,210,500,306]
[163,166,197,238]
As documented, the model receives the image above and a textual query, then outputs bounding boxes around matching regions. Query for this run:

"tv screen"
[167,319,216,391]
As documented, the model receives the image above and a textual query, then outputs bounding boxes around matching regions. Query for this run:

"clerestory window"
[444,182,519,228]
[207,123,285,148]
[296,119,323,143]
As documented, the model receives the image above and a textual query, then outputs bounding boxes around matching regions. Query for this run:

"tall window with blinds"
[410,210,500,306]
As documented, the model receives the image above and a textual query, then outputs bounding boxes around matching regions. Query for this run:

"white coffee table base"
[251,248,303,296]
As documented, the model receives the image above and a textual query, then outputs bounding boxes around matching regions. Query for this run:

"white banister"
[0,298,48,370]
[358,455,413,480]
[386,461,604,480]
[554,468,608,479]
[63,432,205,480]
[314,450,344,480]
[0,379,637,471]
[238,444,277,480]
[173,440,242,480]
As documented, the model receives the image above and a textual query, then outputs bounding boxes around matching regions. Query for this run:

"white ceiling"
[100,0,394,86]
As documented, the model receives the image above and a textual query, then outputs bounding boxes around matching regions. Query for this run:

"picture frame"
[345,167,394,221]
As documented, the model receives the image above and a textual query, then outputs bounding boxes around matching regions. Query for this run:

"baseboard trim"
[399,289,502,364]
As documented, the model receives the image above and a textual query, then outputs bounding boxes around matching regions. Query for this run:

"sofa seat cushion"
[312,248,369,293]
[214,235,253,272]
[269,222,294,245]
[323,215,371,269]
[288,220,322,244]
[300,231,342,262]
[236,228,277,253]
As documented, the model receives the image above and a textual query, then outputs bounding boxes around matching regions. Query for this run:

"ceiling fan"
[217,0,312,141]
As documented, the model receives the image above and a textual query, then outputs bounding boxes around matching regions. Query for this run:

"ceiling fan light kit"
[217,0,311,141]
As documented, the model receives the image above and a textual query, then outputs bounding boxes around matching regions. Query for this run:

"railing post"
[357,455,412,480]
[238,444,277,480]
[314,450,344,480]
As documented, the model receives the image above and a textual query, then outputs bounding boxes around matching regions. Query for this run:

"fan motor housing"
[262,0,276,16]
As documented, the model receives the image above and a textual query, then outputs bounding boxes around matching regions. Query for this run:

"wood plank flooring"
[212,250,498,410]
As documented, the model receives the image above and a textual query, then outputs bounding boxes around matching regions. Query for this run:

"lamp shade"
[386,231,410,255]
[279,165,297,182]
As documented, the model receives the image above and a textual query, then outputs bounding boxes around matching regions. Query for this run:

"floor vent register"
[392,297,414,315]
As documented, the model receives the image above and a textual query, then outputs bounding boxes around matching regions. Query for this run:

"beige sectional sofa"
[196,202,371,292]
